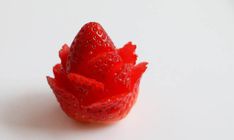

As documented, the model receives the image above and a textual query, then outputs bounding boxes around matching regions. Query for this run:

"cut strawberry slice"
[85,51,122,82]
[59,44,70,70]
[52,64,67,84]
[118,42,137,64]
[47,22,148,123]
[106,63,134,93]
[67,73,105,105]
[131,62,148,84]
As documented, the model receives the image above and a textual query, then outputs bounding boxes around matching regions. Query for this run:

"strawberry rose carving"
[47,22,148,123]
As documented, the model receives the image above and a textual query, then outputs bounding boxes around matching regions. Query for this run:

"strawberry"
[47,22,148,123]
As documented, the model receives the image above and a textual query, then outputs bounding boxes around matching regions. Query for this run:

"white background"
[0,0,234,139]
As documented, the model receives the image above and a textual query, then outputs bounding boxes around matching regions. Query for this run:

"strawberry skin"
[47,22,148,123]
[66,22,115,75]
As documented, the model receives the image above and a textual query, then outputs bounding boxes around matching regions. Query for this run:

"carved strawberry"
[47,22,148,123]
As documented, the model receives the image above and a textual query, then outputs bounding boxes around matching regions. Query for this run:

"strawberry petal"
[67,73,105,105]
[118,42,137,64]
[59,44,70,69]
[131,62,148,85]
[67,73,104,91]
[86,51,122,82]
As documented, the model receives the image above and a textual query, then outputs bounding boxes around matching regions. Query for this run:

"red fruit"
[47,22,148,123]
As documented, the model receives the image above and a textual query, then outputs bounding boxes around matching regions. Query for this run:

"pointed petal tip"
[59,44,70,69]
[46,76,53,81]
[137,62,148,71]
[59,44,69,54]
[131,62,148,81]
[46,76,55,87]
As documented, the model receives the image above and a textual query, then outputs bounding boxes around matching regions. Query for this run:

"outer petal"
[67,73,105,105]
[131,62,148,85]
[85,51,122,82]
[59,44,70,70]
[47,76,81,120]
[106,63,134,94]
[118,42,137,64]
[52,64,71,89]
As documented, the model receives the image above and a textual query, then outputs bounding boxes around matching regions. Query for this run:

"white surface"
[0,0,234,139]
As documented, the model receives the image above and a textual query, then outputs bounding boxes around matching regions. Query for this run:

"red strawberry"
[47,22,148,123]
